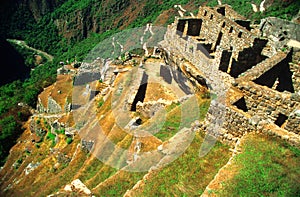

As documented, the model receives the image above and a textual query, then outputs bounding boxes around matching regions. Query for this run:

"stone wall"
[222,105,254,141]
[162,25,233,95]
[290,62,300,92]
[160,4,300,146]
[36,98,46,113]
[196,6,255,53]
[236,81,300,134]
[260,17,300,50]
[136,95,193,118]
[136,99,171,118]
[47,96,63,114]
[37,95,71,114]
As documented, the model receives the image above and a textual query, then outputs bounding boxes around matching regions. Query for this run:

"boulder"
[63,179,92,196]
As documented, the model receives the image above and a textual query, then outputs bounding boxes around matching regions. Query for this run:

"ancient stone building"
[160,5,300,146]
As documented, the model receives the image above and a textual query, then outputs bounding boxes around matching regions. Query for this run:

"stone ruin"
[35,4,300,147]
[159,5,300,146]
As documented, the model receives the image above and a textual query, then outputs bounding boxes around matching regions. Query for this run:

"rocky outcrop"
[53,0,132,41]
[27,0,64,21]
[63,179,92,196]
[24,162,40,175]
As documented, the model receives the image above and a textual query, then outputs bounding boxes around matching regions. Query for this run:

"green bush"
[66,137,73,144]
[46,132,56,146]
[55,128,65,135]
[98,98,105,108]
[0,115,21,166]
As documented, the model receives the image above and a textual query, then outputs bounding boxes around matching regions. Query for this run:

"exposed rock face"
[27,0,64,21]
[54,8,95,40]
[53,0,131,41]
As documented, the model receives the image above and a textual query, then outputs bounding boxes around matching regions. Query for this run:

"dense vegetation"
[0,0,299,167]
[208,0,300,22]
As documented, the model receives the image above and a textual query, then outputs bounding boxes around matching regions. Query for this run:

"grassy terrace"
[92,170,146,196]
[131,132,231,196]
[217,133,300,196]
[153,97,210,141]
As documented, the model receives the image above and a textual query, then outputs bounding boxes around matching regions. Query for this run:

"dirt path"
[7,39,54,62]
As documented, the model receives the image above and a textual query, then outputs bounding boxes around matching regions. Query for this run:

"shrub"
[55,128,65,135]
[46,132,56,146]
[66,137,73,144]
[98,98,104,108]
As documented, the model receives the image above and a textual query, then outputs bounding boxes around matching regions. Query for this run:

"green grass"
[46,132,56,146]
[66,137,73,144]
[154,98,210,141]
[55,128,65,135]
[76,157,104,183]
[97,98,104,108]
[85,165,118,189]
[94,171,146,196]
[219,134,300,196]
[154,103,182,141]
[139,132,230,196]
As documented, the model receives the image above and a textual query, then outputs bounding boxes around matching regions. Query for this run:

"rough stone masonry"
[160,4,300,146]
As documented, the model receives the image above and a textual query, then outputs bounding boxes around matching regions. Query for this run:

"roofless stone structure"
[160,5,300,146]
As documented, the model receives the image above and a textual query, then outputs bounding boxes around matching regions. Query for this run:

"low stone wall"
[136,99,171,118]
[222,106,253,140]
[237,81,300,135]
[136,95,193,118]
